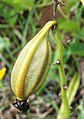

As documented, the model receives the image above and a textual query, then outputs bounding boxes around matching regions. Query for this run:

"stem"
[35,1,53,8]
[57,5,68,19]
[55,24,70,119]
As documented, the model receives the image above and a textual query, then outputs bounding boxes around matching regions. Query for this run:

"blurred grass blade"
[22,11,34,47]
[57,73,80,119]
[67,73,80,105]
[0,54,12,69]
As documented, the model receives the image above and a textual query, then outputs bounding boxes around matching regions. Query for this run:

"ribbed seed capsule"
[11,21,56,101]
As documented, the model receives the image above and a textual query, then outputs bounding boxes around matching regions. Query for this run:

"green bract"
[11,21,56,100]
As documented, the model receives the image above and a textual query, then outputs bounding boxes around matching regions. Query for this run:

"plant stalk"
[55,24,70,119]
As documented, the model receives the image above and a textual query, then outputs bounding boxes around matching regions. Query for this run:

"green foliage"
[0,0,84,118]
[59,19,79,32]
[65,0,78,12]
[0,36,10,53]
[0,2,18,25]
[78,27,84,39]
[70,42,84,56]
[1,0,35,13]
[77,101,84,119]
[0,80,3,88]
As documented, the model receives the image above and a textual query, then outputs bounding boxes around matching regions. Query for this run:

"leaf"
[0,2,16,19]
[57,73,80,119]
[65,0,78,11]
[2,0,35,13]
[7,15,18,25]
[59,20,78,32]
[0,36,10,53]
[78,28,84,39]
[77,101,84,119]
[70,42,84,56]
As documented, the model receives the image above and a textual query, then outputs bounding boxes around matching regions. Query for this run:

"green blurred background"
[0,0,84,119]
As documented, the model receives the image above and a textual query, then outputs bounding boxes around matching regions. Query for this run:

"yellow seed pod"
[11,21,56,101]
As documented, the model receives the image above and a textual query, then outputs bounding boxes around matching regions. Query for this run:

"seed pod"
[11,21,56,101]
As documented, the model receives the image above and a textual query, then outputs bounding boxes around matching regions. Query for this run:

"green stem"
[55,24,70,119]
[58,5,68,19]
[35,1,53,8]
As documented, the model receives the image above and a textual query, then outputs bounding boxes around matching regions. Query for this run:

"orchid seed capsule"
[11,21,57,104]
